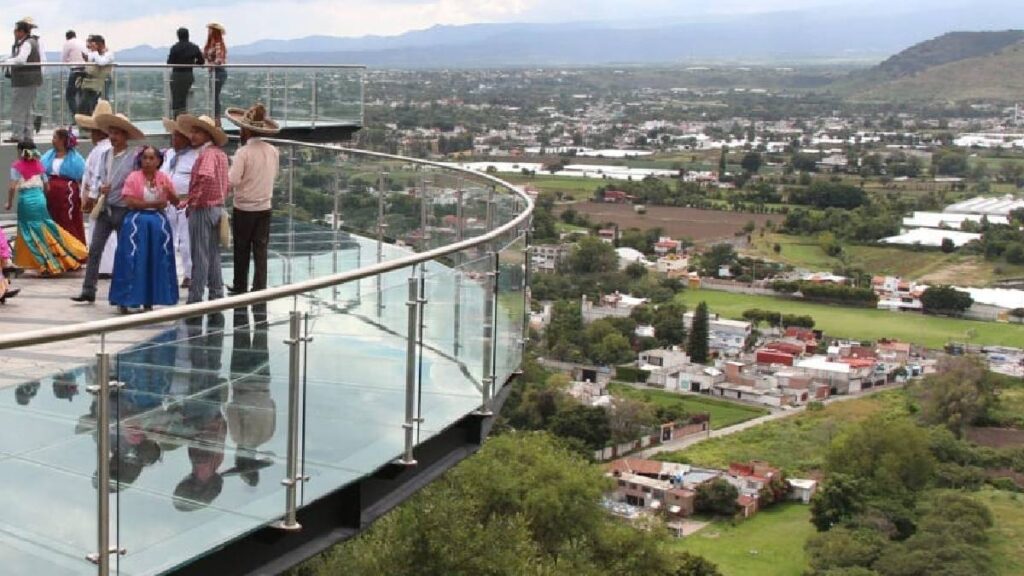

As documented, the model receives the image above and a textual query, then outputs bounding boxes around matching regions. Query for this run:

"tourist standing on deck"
[3,18,43,143]
[203,23,227,126]
[226,103,279,294]
[167,28,204,119]
[110,145,179,314]
[41,128,87,244]
[6,141,88,276]
[178,114,228,303]
[62,30,87,119]
[161,117,198,288]
[71,112,144,303]
[77,100,118,278]
[79,35,114,116]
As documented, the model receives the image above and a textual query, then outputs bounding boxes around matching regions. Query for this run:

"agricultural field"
[655,390,904,475]
[558,202,775,243]
[745,233,1024,286]
[973,489,1024,576]
[501,173,609,200]
[675,288,1024,349]
[673,503,814,576]
[608,383,768,429]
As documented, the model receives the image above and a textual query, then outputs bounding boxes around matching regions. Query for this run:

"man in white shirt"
[79,35,114,115]
[76,100,117,277]
[225,103,280,294]
[62,30,86,117]
[161,117,199,288]
[3,18,43,142]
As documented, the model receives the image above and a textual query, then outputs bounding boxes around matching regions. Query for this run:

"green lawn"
[608,383,768,428]
[655,390,906,475]
[501,174,602,200]
[674,503,815,576]
[972,489,1024,576]
[676,289,1024,349]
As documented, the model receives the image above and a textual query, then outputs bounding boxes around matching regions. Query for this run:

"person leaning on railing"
[3,17,44,143]
[78,35,114,116]
[167,27,205,119]
[62,30,87,119]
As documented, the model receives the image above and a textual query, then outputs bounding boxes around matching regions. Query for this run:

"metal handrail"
[0,138,532,350]
[21,62,367,69]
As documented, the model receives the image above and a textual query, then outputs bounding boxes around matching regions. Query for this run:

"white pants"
[165,205,191,279]
[85,215,117,275]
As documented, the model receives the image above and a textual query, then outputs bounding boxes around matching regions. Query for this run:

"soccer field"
[676,289,1024,349]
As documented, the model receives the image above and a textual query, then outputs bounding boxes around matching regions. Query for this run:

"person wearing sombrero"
[161,117,199,288]
[71,112,144,303]
[226,103,279,295]
[178,113,229,303]
[77,99,118,280]
[3,17,43,142]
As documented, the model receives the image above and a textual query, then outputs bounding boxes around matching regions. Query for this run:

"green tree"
[671,552,723,576]
[653,302,687,347]
[590,332,634,366]
[806,526,888,572]
[686,301,710,363]
[695,478,739,516]
[914,355,995,437]
[549,405,612,450]
[625,261,648,280]
[741,151,763,174]
[568,236,618,274]
[921,285,974,316]
[826,417,935,500]
[940,237,956,253]
[810,474,865,532]
[700,243,737,277]
[718,148,728,181]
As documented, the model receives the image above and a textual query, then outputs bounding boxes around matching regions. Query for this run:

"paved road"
[637,383,905,459]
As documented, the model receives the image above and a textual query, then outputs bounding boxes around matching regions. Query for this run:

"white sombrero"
[161,117,188,138]
[176,114,228,146]
[95,113,146,140]
[74,99,113,130]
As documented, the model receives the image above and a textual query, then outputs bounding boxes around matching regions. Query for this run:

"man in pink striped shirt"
[177,114,228,304]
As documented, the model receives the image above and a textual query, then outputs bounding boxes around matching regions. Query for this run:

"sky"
[0,0,1016,51]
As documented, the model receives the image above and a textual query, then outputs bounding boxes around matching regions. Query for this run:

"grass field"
[676,289,1024,349]
[608,383,769,428]
[745,233,1024,286]
[674,503,814,576]
[972,489,1024,576]
[655,390,905,475]
[501,174,604,200]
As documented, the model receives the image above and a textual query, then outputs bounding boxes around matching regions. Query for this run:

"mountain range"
[108,2,1024,67]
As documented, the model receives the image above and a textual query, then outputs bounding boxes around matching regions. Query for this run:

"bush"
[615,365,648,383]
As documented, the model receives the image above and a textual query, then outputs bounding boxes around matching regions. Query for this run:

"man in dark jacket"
[166,28,205,118]
[3,18,43,142]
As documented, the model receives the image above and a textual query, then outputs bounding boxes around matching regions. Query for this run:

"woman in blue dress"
[109,145,180,313]
[5,141,88,276]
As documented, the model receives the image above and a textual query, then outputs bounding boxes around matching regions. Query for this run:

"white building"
[684,312,752,356]
[581,293,648,323]
[943,195,1024,217]
[656,254,690,277]
[615,247,649,270]
[880,228,981,248]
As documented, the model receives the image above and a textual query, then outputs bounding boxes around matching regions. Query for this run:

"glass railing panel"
[299,274,413,505]
[495,233,528,389]
[314,67,364,127]
[0,335,113,574]
[109,307,293,574]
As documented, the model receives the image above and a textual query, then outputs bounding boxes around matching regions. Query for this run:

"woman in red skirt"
[41,128,87,245]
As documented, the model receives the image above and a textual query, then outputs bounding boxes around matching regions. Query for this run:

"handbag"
[219,210,232,248]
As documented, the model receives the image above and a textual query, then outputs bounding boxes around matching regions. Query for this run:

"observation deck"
[0,64,533,576]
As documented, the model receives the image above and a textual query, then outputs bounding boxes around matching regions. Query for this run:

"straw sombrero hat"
[177,114,228,146]
[207,22,226,33]
[74,100,113,130]
[95,113,146,140]
[225,103,280,135]
[17,17,37,29]
[161,117,188,138]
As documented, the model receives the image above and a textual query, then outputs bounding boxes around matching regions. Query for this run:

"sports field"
[676,289,1024,349]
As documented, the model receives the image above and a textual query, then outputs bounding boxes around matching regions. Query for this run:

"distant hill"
[841,30,1024,102]
[109,2,1024,67]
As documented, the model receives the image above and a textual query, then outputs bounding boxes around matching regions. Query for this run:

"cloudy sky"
[0,0,1015,50]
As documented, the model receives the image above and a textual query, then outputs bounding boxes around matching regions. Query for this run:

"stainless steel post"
[400,275,421,465]
[125,72,132,119]
[58,67,65,126]
[162,69,171,117]
[311,73,318,129]
[283,70,290,128]
[486,184,495,232]
[477,251,497,415]
[376,172,388,318]
[522,223,532,362]
[90,349,111,573]
[273,309,306,531]
[265,70,272,115]
[287,145,295,283]
[332,175,340,299]
[420,177,431,251]
[453,183,464,356]
[208,68,216,119]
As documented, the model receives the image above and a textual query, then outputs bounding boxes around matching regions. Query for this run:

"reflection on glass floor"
[0,227,517,575]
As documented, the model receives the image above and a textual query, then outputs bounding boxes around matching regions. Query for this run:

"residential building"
[684,312,752,356]
[653,236,682,256]
[581,293,648,323]
[532,243,571,273]
[638,348,691,388]
[656,253,690,277]
[788,479,819,504]
[615,247,649,270]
